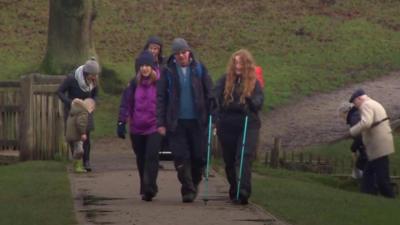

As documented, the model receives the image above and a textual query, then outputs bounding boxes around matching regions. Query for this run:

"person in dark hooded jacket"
[347,106,368,177]
[213,49,264,205]
[157,38,213,203]
[135,36,164,73]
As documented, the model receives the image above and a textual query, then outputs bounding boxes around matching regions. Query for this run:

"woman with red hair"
[213,49,264,204]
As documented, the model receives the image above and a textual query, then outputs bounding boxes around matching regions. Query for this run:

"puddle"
[82,195,123,206]
[80,209,113,219]
[80,209,115,224]
[78,195,124,225]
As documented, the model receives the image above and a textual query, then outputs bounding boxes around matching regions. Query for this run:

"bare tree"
[41,0,98,74]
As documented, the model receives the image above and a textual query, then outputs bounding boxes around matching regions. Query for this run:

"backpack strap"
[195,62,203,78]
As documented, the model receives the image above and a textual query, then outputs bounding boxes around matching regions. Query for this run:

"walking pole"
[236,115,249,201]
[203,114,213,205]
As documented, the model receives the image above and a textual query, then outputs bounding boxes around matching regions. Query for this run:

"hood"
[143,36,164,65]
[70,99,90,115]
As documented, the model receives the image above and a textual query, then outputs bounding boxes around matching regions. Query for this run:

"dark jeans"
[169,119,206,196]
[361,155,395,198]
[217,122,259,200]
[130,132,162,196]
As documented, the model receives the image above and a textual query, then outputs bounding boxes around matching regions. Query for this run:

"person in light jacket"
[349,88,395,198]
[66,98,96,173]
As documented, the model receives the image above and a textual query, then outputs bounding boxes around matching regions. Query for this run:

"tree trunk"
[41,0,98,74]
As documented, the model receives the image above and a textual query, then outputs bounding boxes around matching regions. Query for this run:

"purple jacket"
[118,70,160,135]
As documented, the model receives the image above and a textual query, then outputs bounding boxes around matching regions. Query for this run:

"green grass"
[1,0,400,135]
[212,144,400,225]
[0,161,76,225]
[251,166,400,225]
[247,134,400,225]
[93,94,121,138]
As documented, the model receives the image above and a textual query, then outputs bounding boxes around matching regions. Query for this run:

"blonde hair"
[83,98,96,113]
[137,70,157,84]
[223,49,257,105]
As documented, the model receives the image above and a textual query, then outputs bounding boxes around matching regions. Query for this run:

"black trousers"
[361,155,395,198]
[169,119,206,196]
[217,122,258,200]
[130,132,162,196]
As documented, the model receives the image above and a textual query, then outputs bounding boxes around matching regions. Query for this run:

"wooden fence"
[0,81,20,150]
[264,137,399,176]
[0,74,69,161]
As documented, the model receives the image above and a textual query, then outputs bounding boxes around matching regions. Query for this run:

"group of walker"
[58,36,264,204]
[58,36,396,205]
[115,37,264,204]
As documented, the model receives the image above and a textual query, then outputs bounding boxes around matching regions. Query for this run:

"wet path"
[69,137,288,225]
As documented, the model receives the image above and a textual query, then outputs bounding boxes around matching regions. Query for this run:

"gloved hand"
[117,121,126,139]
[208,98,217,111]
[208,98,218,118]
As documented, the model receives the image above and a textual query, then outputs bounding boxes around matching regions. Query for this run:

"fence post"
[270,137,281,168]
[264,151,269,166]
[19,75,34,161]
[282,150,287,164]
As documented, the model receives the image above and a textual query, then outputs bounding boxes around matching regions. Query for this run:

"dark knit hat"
[83,58,100,75]
[136,51,155,69]
[172,38,191,54]
[349,88,366,103]
[145,36,163,48]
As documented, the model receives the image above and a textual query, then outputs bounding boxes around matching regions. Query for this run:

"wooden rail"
[0,74,68,161]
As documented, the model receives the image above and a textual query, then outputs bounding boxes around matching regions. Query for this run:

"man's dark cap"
[349,88,365,103]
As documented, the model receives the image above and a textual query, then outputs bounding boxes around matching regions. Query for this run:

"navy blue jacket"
[346,106,368,169]
[157,54,213,132]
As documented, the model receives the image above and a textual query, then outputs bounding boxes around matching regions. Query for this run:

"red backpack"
[255,66,265,88]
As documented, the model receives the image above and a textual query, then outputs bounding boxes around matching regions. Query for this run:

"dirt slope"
[259,72,400,153]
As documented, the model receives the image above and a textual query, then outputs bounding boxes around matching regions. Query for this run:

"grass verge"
[0,161,76,225]
[251,166,400,225]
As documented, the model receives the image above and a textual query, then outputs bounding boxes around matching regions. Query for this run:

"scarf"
[74,65,95,92]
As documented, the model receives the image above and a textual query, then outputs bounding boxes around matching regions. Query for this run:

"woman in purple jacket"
[117,51,162,201]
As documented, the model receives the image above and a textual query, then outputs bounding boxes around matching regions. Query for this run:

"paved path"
[69,138,288,225]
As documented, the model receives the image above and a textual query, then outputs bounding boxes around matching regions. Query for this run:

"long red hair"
[223,49,257,105]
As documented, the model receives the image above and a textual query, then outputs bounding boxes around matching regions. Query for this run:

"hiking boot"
[141,194,153,202]
[73,160,86,173]
[83,161,92,172]
[182,192,196,203]
[240,197,249,205]
[231,190,249,205]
